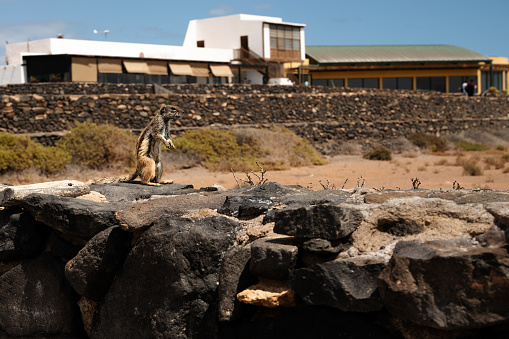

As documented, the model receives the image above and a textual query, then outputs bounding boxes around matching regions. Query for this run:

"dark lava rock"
[300,238,344,267]
[249,236,299,281]
[218,245,257,322]
[90,181,196,202]
[452,191,509,204]
[219,305,398,339]
[218,196,272,219]
[48,231,86,260]
[0,252,83,338]
[115,191,233,232]
[378,238,509,330]
[377,217,424,236]
[277,189,353,207]
[0,209,48,260]
[65,226,132,301]
[274,204,364,240]
[230,182,308,199]
[91,216,240,338]
[291,256,386,312]
[22,193,124,238]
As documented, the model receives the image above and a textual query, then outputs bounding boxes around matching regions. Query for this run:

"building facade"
[0,14,306,86]
[301,45,509,94]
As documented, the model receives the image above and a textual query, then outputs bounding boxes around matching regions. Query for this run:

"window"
[197,40,205,48]
[25,55,71,83]
[481,71,502,92]
[269,24,300,51]
[348,78,379,89]
[383,77,412,90]
[416,77,446,92]
[449,76,471,93]
[311,78,345,87]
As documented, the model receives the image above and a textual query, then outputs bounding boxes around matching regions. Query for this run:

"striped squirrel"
[92,105,183,186]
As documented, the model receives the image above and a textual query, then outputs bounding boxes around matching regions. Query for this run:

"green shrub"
[496,145,507,151]
[172,126,326,172]
[455,142,490,152]
[363,146,392,161]
[407,133,447,152]
[173,128,261,171]
[0,133,34,173]
[0,133,71,174]
[56,122,136,169]
[31,143,71,174]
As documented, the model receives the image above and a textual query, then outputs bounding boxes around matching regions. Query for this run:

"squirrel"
[92,104,183,186]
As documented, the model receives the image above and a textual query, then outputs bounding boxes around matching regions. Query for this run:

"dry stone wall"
[1,180,509,338]
[1,83,508,153]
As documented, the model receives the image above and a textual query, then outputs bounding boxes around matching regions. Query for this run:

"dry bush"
[172,126,325,172]
[463,163,483,176]
[363,145,392,161]
[57,122,136,170]
[231,126,326,169]
[483,156,506,170]
[0,133,71,175]
[407,133,447,152]
[445,130,509,152]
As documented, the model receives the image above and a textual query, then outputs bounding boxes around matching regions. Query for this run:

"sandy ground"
[162,153,509,191]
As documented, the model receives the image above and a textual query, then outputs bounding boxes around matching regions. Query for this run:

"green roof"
[306,45,491,64]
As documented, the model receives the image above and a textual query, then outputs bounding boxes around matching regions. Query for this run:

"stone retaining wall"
[1,83,508,153]
[1,180,509,338]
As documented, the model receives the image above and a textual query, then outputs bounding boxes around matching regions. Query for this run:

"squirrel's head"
[160,105,183,119]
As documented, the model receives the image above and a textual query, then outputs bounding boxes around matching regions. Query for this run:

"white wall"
[6,38,233,65]
[0,64,23,84]
[183,14,303,59]
[242,70,264,84]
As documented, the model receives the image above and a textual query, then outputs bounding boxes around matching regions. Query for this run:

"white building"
[0,14,306,86]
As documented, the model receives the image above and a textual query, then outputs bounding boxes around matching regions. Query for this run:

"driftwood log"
[0,180,90,207]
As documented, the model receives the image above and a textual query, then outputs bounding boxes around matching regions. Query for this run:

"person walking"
[461,81,468,96]
[465,80,476,97]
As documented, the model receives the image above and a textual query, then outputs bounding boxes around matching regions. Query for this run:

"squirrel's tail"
[90,172,137,185]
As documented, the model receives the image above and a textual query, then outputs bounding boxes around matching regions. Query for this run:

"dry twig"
[231,162,268,187]
[411,177,421,190]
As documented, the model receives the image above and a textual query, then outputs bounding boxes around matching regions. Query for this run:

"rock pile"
[1,180,509,338]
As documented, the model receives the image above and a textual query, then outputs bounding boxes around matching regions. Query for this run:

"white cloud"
[209,4,235,16]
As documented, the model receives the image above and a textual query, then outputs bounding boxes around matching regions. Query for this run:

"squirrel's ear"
[160,105,167,113]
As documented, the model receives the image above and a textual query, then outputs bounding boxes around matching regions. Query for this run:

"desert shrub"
[56,122,136,169]
[363,146,392,161]
[483,156,506,170]
[496,145,507,151]
[0,133,71,174]
[31,143,72,174]
[463,163,483,176]
[172,126,326,172]
[455,142,490,152]
[173,128,261,171]
[231,126,325,169]
[407,133,447,152]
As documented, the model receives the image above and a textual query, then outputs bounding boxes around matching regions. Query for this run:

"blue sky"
[1,0,508,65]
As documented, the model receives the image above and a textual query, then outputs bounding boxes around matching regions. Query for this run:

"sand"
[162,152,509,191]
